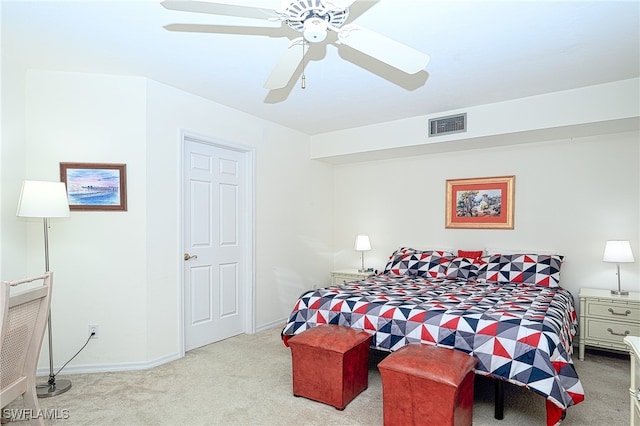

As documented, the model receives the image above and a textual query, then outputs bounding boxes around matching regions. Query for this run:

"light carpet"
[10,326,632,425]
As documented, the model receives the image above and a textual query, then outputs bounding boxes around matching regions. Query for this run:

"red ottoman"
[288,325,372,410]
[378,344,478,426]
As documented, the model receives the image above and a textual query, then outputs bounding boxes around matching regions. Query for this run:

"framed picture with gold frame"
[60,162,127,211]
[445,175,514,229]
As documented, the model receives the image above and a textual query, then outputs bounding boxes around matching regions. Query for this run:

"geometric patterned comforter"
[281,274,585,425]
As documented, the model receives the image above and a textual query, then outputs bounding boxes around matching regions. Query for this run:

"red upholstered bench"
[288,325,372,410]
[378,344,478,426]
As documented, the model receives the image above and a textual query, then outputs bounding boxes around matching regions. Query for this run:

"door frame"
[178,129,256,356]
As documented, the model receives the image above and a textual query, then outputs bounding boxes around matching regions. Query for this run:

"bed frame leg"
[494,379,504,420]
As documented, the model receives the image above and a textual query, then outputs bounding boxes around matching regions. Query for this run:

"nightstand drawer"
[336,273,367,282]
[330,270,374,286]
[587,302,640,321]
[332,274,368,285]
[585,318,640,345]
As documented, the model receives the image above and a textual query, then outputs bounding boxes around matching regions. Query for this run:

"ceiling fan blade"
[164,17,281,30]
[337,24,430,74]
[161,1,281,21]
[321,0,357,11]
[264,38,309,90]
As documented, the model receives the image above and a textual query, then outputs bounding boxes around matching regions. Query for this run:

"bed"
[282,248,585,426]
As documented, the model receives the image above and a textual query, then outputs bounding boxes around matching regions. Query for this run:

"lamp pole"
[37,217,72,397]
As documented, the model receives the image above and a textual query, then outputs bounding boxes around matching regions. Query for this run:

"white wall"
[331,131,640,301]
[0,37,29,281]
[3,66,638,373]
[24,71,151,368]
[14,70,333,372]
[311,78,639,162]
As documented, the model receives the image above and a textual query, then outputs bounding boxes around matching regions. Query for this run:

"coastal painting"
[60,163,127,211]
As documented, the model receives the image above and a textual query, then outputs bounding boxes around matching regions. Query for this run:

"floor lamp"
[16,180,72,397]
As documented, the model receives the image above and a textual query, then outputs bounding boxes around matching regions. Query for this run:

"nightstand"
[578,288,640,360]
[330,269,375,286]
[623,335,640,426]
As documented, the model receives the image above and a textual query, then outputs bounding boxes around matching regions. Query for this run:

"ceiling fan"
[161,0,430,90]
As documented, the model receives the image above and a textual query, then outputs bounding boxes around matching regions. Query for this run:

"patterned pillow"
[383,247,414,274]
[383,247,413,275]
[484,254,564,287]
[446,257,487,280]
[384,248,455,278]
[387,247,415,258]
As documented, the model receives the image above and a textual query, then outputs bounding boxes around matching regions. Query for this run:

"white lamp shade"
[16,180,70,218]
[354,234,371,251]
[603,240,634,263]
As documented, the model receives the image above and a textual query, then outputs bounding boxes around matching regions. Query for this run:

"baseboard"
[37,351,182,376]
[255,318,286,333]
[37,322,286,376]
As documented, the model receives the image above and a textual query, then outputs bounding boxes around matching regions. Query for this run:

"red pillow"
[458,250,483,259]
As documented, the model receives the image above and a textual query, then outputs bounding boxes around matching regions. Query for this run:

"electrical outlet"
[88,324,99,339]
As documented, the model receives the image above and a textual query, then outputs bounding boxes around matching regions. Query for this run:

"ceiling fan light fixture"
[303,17,328,42]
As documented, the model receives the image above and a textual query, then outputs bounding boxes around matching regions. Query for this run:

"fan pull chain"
[301,39,306,89]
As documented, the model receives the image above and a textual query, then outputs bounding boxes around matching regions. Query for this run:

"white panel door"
[183,140,246,351]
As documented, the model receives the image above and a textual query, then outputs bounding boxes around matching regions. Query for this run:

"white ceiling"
[3,0,639,136]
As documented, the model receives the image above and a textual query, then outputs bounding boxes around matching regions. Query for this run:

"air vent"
[428,113,467,137]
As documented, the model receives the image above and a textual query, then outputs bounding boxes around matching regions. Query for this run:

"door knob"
[184,252,198,261]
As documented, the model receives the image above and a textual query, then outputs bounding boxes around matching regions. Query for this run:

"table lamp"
[603,240,634,296]
[354,234,371,272]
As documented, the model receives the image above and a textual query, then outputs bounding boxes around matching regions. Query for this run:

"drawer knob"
[607,307,631,316]
[606,327,630,337]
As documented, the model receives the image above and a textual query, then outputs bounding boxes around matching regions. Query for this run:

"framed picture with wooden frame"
[445,175,514,229]
[60,162,127,211]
